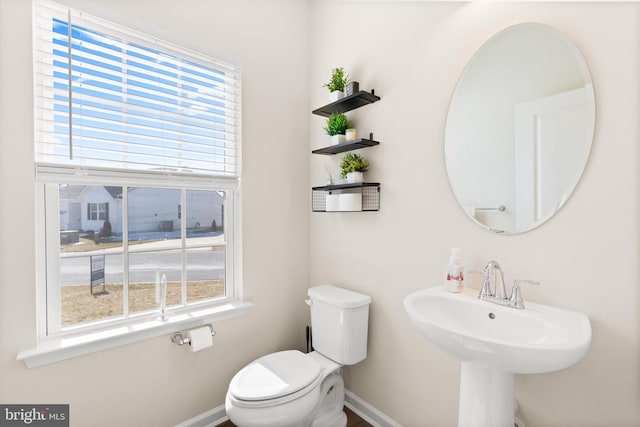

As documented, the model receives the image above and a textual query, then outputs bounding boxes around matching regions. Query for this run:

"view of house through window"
[58,185,226,327]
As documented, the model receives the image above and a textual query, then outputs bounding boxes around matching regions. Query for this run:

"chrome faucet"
[479,260,508,299]
[478,261,539,309]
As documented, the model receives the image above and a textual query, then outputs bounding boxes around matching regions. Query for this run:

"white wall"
[0,0,309,426]
[309,1,640,426]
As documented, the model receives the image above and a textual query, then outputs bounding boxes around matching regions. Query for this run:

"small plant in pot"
[324,112,353,145]
[340,152,369,183]
[323,67,349,102]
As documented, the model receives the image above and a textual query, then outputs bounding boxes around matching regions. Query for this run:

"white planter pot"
[346,171,364,183]
[331,134,346,145]
[329,90,344,102]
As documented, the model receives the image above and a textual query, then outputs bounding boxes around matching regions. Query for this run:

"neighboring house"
[59,185,223,235]
[127,188,224,234]
[59,185,123,234]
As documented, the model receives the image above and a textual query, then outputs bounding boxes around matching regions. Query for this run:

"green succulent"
[323,113,353,136]
[340,152,369,178]
[323,67,349,92]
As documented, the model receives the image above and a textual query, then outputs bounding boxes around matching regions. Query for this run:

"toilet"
[225,285,371,427]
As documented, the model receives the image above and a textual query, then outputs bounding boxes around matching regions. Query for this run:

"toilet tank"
[307,285,371,365]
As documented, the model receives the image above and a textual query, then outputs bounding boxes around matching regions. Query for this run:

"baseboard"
[176,390,400,427]
[174,403,227,427]
[344,390,402,427]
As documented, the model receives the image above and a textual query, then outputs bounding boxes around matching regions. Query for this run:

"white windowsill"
[17,301,253,368]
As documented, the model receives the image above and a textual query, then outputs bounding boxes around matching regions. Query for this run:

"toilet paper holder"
[171,324,216,346]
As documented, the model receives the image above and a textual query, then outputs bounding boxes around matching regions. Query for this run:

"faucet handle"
[510,279,540,309]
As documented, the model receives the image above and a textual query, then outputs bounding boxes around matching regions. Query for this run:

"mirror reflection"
[445,23,595,234]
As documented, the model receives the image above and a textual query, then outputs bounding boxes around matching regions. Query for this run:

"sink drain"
[488,313,496,319]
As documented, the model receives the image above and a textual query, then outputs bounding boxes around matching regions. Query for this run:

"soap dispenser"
[445,248,464,293]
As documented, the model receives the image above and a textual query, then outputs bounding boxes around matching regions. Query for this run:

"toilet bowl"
[225,285,371,427]
[225,350,345,427]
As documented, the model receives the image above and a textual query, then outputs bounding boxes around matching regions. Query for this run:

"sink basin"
[403,286,591,374]
[404,286,591,427]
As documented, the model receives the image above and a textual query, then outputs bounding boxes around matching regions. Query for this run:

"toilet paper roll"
[326,194,340,212]
[339,193,362,211]
[187,326,213,352]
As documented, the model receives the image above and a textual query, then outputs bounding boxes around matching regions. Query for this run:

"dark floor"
[218,406,373,427]
[345,407,373,427]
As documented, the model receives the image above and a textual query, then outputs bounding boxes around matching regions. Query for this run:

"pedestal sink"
[403,286,591,427]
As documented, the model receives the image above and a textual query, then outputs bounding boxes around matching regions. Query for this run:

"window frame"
[19,1,249,368]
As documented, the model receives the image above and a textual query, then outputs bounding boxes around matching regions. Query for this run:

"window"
[26,1,245,364]
[87,202,108,220]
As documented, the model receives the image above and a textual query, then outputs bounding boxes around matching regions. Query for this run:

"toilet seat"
[228,350,323,408]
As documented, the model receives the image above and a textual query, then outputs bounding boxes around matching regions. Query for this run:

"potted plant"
[324,112,353,145]
[323,67,349,102]
[340,152,369,183]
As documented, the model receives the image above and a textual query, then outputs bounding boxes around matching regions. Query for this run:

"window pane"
[60,254,123,327]
[128,187,181,246]
[187,247,225,303]
[185,189,225,303]
[128,250,181,315]
[59,184,125,328]
[186,189,224,239]
[59,184,122,250]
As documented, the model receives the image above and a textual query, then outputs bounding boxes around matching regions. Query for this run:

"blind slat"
[34,51,241,108]
[36,147,237,175]
[36,78,239,129]
[36,111,237,145]
[67,36,241,90]
[62,42,241,97]
[35,127,238,160]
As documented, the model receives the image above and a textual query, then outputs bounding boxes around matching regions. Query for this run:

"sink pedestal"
[458,362,513,427]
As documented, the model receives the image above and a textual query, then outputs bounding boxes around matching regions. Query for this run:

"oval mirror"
[445,23,595,234]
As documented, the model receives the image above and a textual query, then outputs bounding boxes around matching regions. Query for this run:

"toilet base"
[310,372,347,427]
[311,409,346,427]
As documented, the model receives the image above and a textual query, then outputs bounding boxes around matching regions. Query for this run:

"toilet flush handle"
[305,299,312,306]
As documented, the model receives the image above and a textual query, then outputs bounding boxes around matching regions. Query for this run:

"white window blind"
[33,1,241,177]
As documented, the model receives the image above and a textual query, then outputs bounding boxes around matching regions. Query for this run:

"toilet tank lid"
[308,285,372,308]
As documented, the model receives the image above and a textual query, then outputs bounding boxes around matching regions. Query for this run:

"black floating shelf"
[312,137,380,155]
[312,182,380,191]
[312,90,380,117]
[311,183,380,212]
